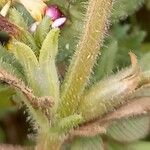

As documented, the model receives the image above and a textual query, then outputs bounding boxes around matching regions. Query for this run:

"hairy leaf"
[8,41,42,95]
[112,0,145,22]
[8,8,28,30]
[93,24,146,82]
[9,41,38,74]
[39,28,60,62]
[34,16,52,48]
[140,52,150,71]
[78,54,140,122]
[52,114,83,134]
[94,40,118,81]
[0,83,15,118]
[107,115,150,142]
[39,28,60,104]
[19,29,39,55]
[65,136,104,150]
[0,45,25,80]
[13,2,34,26]
[109,141,150,150]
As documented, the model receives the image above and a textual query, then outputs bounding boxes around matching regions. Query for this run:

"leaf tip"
[129,51,138,67]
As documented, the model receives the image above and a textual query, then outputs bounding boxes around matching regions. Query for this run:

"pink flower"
[45,5,67,28]
[52,17,67,28]
[44,5,63,21]
[29,22,40,33]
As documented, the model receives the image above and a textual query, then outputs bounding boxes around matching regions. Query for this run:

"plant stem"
[35,132,63,150]
[58,0,113,117]
[0,14,20,37]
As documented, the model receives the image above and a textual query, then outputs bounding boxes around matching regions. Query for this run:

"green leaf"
[14,92,50,133]
[8,41,41,95]
[0,83,15,102]
[52,114,83,134]
[111,0,145,22]
[108,141,150,150]
[132,85,150,98]
[0,83,16,118]
[140,52,150,71]
[10,41,38,73]
[0,45,25,80]
[78,61,140,122]
[111,25,145,68]
[13,2,34,26]
[126,141,150,150]
[94,40,118,81]
[107,116,150,142]
[66,136,104,150]
[39,28,60,102]
[39,28,60,62]
[34,16,52,48]
[93,24,146,82]
[8,8,28,30]
[19,29,39,55]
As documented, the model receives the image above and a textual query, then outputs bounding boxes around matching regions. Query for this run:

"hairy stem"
[58,0,113,117]
[69,97,150,138]
[35,132,64,150]
[0,14,20,37]
[0,68,53,111]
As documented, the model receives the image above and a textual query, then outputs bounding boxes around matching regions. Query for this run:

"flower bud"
[29,22,40,33]
[52,17,67,28]
[44,5,62,21]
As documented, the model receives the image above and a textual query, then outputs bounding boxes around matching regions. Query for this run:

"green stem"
[35,132,63,150]
[58,0,113,117]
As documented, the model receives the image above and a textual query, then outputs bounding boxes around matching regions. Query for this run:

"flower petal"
[0,0,11,17]
[18,0,46,21]
[52,17,67,28]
